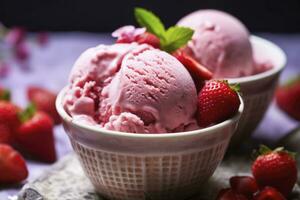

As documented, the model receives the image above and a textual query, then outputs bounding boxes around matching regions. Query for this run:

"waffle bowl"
[228,35,286,145]
[56,88,244,200]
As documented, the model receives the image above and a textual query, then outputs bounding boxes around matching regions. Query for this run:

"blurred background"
[1,0,300,33]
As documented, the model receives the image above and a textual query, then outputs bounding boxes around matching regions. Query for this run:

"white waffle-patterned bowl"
[56,88,244,200]
[228,36,286,145]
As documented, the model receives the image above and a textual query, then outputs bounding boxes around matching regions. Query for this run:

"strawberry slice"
[135,32,160,48]
[0,144,28,184]
[16,104,56,163]
[173,50,213,81]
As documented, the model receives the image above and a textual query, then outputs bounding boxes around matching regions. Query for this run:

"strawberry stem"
[229,83,241,93]
[284,75,300,88]
[253,145,297,160]
[19,103,36,123]
[0,90,11,101]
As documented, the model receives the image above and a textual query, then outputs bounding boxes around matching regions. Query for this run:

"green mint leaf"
[134,7,165,38]
[161,26,194,53]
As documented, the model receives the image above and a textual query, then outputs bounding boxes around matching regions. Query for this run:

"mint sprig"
[134,8,194,53]
[134,8,165,39]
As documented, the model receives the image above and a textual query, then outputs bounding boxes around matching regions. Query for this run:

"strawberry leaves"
[19,103,36,123]
[134,8,194,53]
[0,89,10,101]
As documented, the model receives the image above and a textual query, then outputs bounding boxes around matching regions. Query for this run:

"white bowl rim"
[56,86,244,139]
[228,35,286,84]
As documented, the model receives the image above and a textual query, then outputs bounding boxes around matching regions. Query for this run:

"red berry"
[135,32,160,48]
[252,145,297,197]
[216,188,248,200]
[17,105,56,163]
[173,50,213,90]
[0,144,28,184]
[0,101,21,139]
[230,176,259,198]
[253,187,286,200]
[27,86,61,124]
[276,76,300,121]
[197,80,240,127]
[0,124,13,145]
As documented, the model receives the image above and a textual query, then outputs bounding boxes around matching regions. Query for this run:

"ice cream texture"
[63,43,198,133]
[178,9,272,78]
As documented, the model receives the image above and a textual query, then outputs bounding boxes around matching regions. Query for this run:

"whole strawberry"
[16,104,56,163]
[252,145,297,197]
[253,187,286,200]
[0,124,13,144]
[276,76,300,121]
[197,80,240,127]
[27,86,61,124]
[0,144,28,184]
[0,101,21,144]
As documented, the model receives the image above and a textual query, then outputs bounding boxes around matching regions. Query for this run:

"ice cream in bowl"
[56,8,244,200]
[177,9,286,145]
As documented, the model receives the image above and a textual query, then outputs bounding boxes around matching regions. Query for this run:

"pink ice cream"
[177,9,272,78]
[63,43,198,133]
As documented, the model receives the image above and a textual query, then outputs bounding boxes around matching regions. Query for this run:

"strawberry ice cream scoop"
[178,10,259,78]
[63,43,198,133]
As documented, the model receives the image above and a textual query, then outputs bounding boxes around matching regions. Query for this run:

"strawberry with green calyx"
[252,145,297,197]
[276,75,300,121]
[0,144,28,184]
[16,104,56,163]
[197,80,240,127]
[27,86,61,124]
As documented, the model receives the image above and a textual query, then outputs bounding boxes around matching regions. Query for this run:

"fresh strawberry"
[16,104,56,163]
[230,176,259,198]
[0,144,28,184]
[197,80,240,127]
[276,76,300,121]
[252,145,297,197]
[135,32,160,48]
[173,50,213,89]
[216,188,248,200]
[0,101,21,137]
[253,187,286,200]
[27,86,61,124]
[0,124,13,145]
